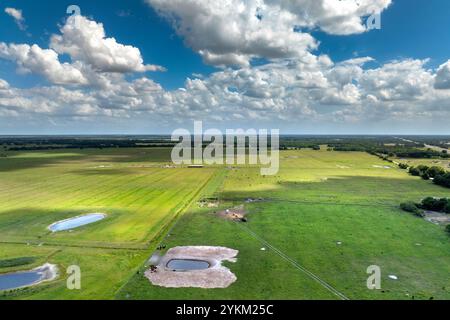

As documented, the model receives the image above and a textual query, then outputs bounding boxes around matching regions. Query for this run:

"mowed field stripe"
[0,167,165,210]
[0,168,124,207]
[73,170,169,207]
[234,222,350,300]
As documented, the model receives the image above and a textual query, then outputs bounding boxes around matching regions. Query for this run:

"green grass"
[0,148,216,247]
[118,149,450,300]
[1,148,450,300]
[0,244,149,300]
[0,148,219,299]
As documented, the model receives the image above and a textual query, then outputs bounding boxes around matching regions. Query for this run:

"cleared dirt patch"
[198,198,219,208]
[423,211,450,226]
[145,246,238,289]
[216,205,247,222]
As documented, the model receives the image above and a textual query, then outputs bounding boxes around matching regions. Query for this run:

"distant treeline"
[332,144,449,160]
[0,137,176,151]
[1,136,449,157]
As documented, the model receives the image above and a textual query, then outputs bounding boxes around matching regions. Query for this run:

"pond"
[166,259,210,271]
[0,271,43,291]
[49,213,106,232]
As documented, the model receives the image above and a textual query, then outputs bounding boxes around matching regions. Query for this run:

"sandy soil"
[145,246,238,289]
[216,205,247,221]
[36,263,59,283]
[423,211,450,225]
[198,199,219,208]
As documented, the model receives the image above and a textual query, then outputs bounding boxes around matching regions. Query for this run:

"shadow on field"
[0,208,63,239]
[86,148,173,164]
[0,148,173,172]
[0,152,85,172]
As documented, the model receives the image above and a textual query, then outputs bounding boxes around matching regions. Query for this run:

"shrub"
[409,167,421,176]
[446,225,450,234]
[420,197,449,212]
[426,166,446,179]
[400,202,423,216]
[399,163,409,170]
[0,257,36,269]
[434,173,450,188]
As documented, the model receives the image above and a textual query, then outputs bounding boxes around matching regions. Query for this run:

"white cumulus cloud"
[0,43,88,85]
[5,7,27,30]
[145,0,391,67]
[434,60,450,90]
[50,16,165,73]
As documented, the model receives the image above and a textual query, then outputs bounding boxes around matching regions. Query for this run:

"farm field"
[1,148,450,300]
[0,148,216,247]
[0,148,219,299]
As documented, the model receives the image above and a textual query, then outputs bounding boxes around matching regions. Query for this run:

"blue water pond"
[49,213,106,232]
[166,259,210,271]
[0,271,43,291]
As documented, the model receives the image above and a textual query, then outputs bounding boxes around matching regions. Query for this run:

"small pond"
[0,271,43,291]
[166,259,210,271]
[49,213,106,232]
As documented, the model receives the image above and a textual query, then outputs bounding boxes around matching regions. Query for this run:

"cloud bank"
[0,1,449,134]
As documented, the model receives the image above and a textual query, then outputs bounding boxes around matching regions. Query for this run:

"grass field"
[0,148,216,247]
[118,150,450,300]
[1,148,449,300]
[0,148,219,299]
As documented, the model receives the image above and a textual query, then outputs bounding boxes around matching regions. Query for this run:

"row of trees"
[405,165,450,188]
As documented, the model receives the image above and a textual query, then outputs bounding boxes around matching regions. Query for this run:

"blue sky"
[0,0,217,90]
[2,0,450,89]
[0,0,450,134]
[314,0,450,68]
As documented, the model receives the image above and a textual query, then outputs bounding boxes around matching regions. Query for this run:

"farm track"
[220,197,399,208]
[234,221,349,300]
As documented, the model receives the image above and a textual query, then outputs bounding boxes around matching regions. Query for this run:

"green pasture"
[0,148,449,299]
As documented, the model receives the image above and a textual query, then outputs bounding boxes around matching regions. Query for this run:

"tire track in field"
[234,221,350,301]
[221,197,398,208]
[75,168,172,207]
